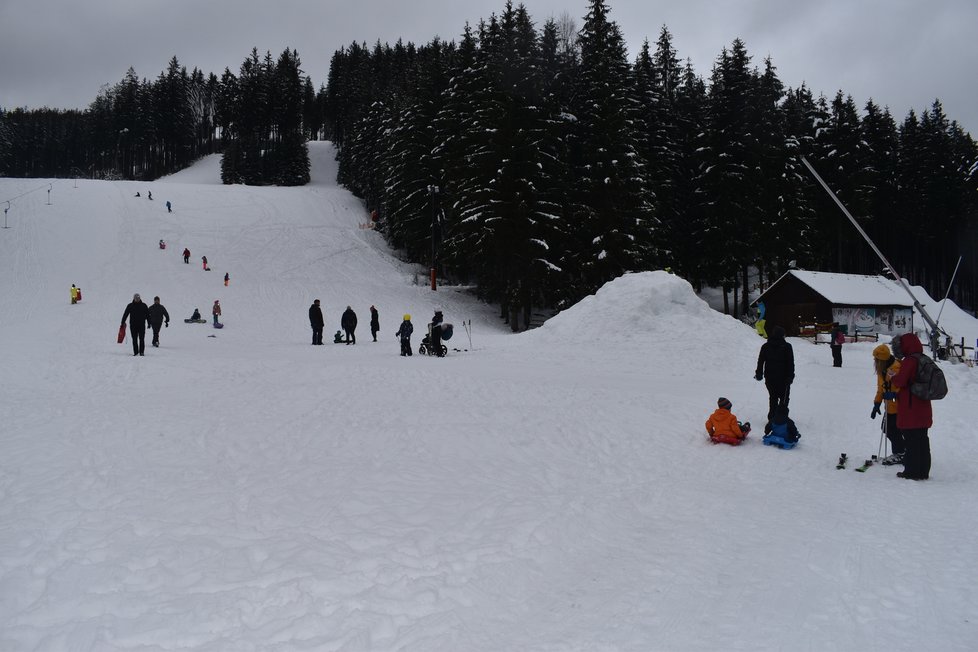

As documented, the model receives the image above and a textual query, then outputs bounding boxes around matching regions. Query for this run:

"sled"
[184,318,207,323]
[117,324,126,344]
[762,434,798,450]
[213,322,224,329]
[710,434,746,446]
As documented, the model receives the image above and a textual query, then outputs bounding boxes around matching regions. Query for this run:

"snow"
[2,142,978,651]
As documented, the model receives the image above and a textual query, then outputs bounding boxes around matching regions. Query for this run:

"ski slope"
[1,143,977,651]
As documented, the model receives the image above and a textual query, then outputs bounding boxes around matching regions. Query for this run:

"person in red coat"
[887,333,932,480]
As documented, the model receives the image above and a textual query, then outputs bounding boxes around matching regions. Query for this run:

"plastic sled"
[762,434,797,450]
[117,324,126,343]
[710,434,746,446]
[213,322,224,329]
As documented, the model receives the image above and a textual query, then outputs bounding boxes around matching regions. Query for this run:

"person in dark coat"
[370,305,380,342]
[755,325,795,419]
[147,296,170,348]
[341,306,357,344]
[121,293,151,356]
[309,300,324,345]
[830,322,844,367]
[887,333,933,480]
[183,248,191,264]
[429,309,444,356]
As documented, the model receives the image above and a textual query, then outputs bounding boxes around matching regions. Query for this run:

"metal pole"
[3,202,9,229]
[935,255,962,326]
[428,185,439,291]
[800,156,942,351]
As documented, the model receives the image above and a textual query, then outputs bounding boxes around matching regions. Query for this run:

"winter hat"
[717,397,732,410]
[133,293,141,301]
[403,314,411,321]
[872,344,892,361]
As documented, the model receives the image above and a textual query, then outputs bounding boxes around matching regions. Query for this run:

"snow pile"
[534,270,750,345]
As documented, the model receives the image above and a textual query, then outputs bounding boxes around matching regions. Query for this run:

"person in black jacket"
[370,305,380,342]
[147,296,170,348]
[121,293,151,356]
[341,306,357,344]
[309,300,324,345]
[429,309,444,356]
[755,325,795,419]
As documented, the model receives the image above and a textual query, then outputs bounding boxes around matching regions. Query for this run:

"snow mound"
[533,270,750,344]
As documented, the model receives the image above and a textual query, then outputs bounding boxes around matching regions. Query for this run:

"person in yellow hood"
[872,343,905,465]
[706,397,750,445]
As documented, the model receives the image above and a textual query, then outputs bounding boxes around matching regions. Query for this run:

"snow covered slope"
[1,143,977,651]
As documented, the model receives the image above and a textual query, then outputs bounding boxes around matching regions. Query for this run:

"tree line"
[1,0,976,319]
[325,0,978,321]
[0,49,324,184]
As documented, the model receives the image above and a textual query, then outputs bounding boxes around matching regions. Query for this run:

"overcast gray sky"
[2,0,976,135]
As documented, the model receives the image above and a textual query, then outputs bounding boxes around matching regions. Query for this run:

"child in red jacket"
[706,397,751,445]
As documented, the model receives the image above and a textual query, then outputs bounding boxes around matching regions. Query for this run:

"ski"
[836,453,848,470]
[854,456,877,473]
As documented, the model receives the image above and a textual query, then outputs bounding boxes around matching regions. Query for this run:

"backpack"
[909,353,948,400]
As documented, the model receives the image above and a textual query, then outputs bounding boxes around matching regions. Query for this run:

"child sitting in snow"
[762,405,801,445]
[705,397,750,445]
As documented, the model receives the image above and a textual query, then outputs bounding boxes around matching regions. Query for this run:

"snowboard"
[117,324,126,343]
[184,318,207,323]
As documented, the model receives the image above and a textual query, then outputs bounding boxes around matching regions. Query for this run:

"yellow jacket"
[706,408,745,439]
[874,358,901,415]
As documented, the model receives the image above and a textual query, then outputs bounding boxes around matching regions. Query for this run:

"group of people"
[136,189,171,213]
[709,322,933,481]
[308,302,444,357]
[120,294,170,356]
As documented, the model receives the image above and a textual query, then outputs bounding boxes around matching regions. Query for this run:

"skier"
[341,306,357,344]
[705,397,750,445]
[309,299,324,345]
[212,299,222,326]
[395,314,414,356]
[121,293,150,356]
[872,343,906,465]
[755,325,795,420]
[830,322,844,367]
[887,333,932,480]
[183,248,191,264]
[147,296,170,348]
[370,305,380,342]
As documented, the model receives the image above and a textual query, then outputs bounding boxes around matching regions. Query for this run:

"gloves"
[754,372,763,381]
[871,403,881,419]
[165,322,169,328]
[882,391,896,400]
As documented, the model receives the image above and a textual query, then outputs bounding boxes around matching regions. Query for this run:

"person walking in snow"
[341,306,357,344]
[70,284,79,305]
[183,248,191,264]
[705,397,750,445]
[755,325,795,420]
[872,343,906,465]
[395,314,414,356]
[147,296,170,348]
[147,190,153,200]
[830,322,845,367]
[202,256,209,271]
[309,299,324,345]
[121,293,150,356]
[212,299,222,326]
[887,333,932,480]
[370,305,380,342]
[224,272,230,287]
[166,200,172,213]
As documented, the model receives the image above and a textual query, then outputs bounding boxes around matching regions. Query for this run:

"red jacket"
[888,333,933,429]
